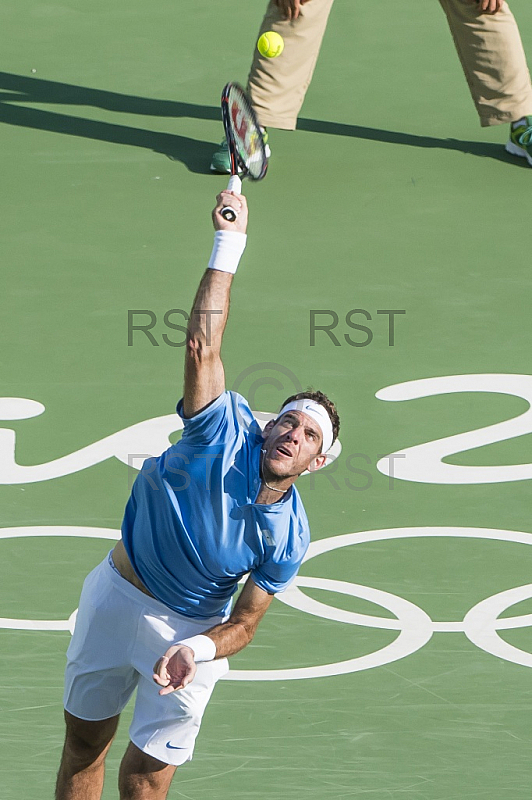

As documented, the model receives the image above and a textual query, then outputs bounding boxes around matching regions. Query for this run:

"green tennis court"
[2,1,532,797]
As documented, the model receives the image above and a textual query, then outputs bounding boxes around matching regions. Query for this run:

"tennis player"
[55,188,340,800]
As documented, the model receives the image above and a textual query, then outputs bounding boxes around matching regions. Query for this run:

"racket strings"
[227,88,266,180]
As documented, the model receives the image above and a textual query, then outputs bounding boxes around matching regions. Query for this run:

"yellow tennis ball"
[257,31,284,59]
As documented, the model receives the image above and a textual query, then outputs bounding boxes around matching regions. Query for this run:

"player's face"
[262,411,325,479]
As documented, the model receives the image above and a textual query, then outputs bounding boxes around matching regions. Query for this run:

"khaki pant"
[248,0,532,129]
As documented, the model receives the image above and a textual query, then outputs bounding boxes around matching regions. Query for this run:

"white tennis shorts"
[64,556,229,766]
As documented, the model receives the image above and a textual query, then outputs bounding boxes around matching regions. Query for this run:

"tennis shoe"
[209,131,271,174]
[505,117,532,166]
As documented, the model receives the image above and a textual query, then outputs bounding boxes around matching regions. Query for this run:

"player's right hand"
[212,191,248,235]
[153,645,197,694]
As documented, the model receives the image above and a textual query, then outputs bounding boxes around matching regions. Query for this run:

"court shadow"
[0,71,522,170]
[0,71,220,173]
[297,117,523,166]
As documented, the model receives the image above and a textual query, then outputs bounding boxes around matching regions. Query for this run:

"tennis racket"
[220,82,268,222]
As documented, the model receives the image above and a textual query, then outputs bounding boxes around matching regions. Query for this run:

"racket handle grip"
[227,175,242,194]
[221,175,243,222]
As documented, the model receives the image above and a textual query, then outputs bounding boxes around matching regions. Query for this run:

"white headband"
[278,399,334,454]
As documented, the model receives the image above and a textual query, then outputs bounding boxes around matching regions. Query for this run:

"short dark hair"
[280,390,340,449]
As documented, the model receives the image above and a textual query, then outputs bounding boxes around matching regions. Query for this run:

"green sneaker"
[209,131,271,174]
[505,116,532,166]
[210,139,233,174]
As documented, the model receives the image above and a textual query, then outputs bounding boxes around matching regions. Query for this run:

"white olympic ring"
[0,526,119,631]
[2,525,532,680]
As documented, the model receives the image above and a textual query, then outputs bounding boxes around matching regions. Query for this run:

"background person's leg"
[55,711,119,800]
[439,0,532,126]
[247,0,336,129]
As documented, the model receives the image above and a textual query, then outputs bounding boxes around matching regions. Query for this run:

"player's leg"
[439,0,532,162]
[247,0,336,130]
[123,610,230,796]
[56,712,119,800]
[58,557,143,798]
[118,742,176,800]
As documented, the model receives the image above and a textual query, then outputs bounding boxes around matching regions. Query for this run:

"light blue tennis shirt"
[121,391,310,619]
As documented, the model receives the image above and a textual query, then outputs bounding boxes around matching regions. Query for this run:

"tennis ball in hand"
[257,31,284,58]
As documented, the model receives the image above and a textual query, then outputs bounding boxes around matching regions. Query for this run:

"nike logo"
[166,742,186,750]
[230,462,246,478]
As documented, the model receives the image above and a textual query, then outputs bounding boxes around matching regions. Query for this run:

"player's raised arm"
[182,190,248,418]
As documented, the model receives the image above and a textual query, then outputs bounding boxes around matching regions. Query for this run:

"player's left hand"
[152,645,197,694]
[212,191,248,234]
[471,0,504,13]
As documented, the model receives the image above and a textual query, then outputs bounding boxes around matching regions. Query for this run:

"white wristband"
[208,230,247,274]
[177,634,216,662]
